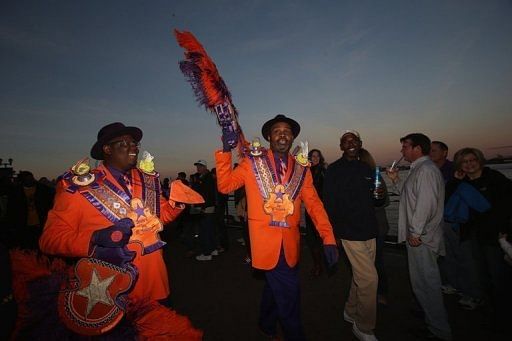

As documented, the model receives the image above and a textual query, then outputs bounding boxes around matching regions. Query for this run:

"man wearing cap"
[193,159,218,261]
[323,130,381,341]
[215,114,338,340]
[37,122,203,338]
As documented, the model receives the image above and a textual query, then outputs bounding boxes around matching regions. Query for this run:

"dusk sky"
[1,0,511,179]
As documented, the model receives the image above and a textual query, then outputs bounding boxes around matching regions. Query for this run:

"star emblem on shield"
[76,268,116,317]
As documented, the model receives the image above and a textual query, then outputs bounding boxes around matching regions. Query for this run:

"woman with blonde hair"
[447,147,512,330]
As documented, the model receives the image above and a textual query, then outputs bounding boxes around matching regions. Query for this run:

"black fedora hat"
[90,122,143,160]
[261,114,300,141]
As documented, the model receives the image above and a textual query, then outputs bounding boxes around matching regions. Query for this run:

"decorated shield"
[58,258,135,336]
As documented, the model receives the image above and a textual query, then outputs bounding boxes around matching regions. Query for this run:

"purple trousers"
[259,248,305,340]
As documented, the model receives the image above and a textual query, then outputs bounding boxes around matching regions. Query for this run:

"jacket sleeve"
[444,190,468,223]
[159,196,184,224]
[322,165,336,224]
[215,150,246,194]
[39,183,96,257]
[392,178,404,195]
[459,182,491,213]
[490,171,512,233]
[409,167,443,237]
[498,237,512,260]
[445,178,462,202]
[203,173,217,208]
[301,169,336,245]
[314,168,325,199]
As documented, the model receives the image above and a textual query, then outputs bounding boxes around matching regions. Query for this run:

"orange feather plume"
[174,29,247,157]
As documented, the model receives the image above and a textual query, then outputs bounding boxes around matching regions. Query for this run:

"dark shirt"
[106,165,129,180]
[106,165,132,196]
[6,182,55,230]
[234,187,246,205]
[197,171,216,209]
[178,178,190,187]
[310,164,325,199]
[323,157,379,241]
[439,160,454,183]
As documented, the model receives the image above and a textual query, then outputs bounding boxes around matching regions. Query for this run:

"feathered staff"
[174,29,246,157]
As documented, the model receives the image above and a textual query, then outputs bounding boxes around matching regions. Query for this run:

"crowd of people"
[0,116,511,340]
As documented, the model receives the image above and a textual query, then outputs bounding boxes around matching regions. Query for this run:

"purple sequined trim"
[81,192,119,224]
[154,173,161,217]
[249,154,307,201]
[288,164,307,200]
[248,155,268,198]
[270,221,290,228]
[135,169,146,208]
[143,240,166,255]
[263,154,279,184]
[137,170,160,218]
[103,179,131,204]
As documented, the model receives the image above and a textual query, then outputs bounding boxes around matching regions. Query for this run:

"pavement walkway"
[162,226,503,340]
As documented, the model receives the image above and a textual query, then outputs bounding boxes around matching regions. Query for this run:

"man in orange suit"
[37,122,203,338]
[215,114,338,340]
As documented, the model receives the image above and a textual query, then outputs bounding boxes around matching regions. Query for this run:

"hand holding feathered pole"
[174,30,247,157]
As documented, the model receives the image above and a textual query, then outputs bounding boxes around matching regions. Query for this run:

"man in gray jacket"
[387,133,451,341]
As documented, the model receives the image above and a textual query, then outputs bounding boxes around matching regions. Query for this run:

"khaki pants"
[341,238,378,333]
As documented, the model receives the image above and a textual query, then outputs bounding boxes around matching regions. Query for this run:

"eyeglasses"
[461,158,478,164]
[109,139,140,149]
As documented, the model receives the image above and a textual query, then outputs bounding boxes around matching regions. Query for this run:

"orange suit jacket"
[215,150,336,270]
[40,164,182,301]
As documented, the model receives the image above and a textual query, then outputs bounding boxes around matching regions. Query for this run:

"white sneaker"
[211,250,219,256]
[343,310,355,324]
[458,296,484,310]
[195,254,212,261]
[352,323,378,341]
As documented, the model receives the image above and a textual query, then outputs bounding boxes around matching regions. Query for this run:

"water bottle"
[373,166,384,200]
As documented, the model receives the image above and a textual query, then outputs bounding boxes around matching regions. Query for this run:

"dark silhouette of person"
[6,171,55,249]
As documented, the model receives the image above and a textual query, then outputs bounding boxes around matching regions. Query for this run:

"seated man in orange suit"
[27,122,203,338]
[215,114,338,340]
